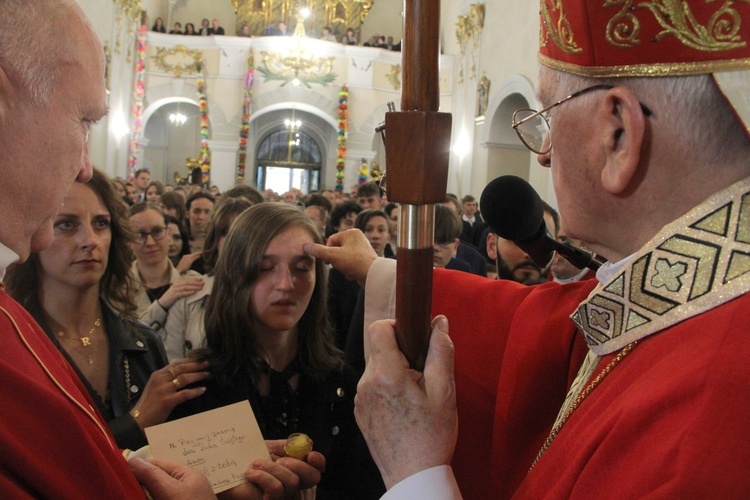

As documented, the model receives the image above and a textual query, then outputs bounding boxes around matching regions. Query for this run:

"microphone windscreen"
[480,175,544,241]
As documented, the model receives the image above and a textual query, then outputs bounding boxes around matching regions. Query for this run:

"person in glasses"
[0,1,323,496]
[128,203,203,339]
[5,169,209,451]
[307,1,750,498]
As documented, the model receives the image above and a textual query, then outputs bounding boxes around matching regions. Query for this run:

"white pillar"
[206,140,240,192]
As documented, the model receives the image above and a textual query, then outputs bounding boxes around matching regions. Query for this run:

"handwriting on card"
[146,401,269,494]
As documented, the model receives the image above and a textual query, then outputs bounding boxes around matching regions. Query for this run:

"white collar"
[553,265,595,284]
[595,254,635,284]
[0,242,20,282]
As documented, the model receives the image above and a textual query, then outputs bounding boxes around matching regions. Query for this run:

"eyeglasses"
[136,226,168,244]
[512,84,652,155]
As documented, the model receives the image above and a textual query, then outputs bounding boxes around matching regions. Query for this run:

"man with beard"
[485,202,559,284]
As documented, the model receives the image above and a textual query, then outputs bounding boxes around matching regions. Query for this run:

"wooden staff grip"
[386,0,449,370]
[395,248,434,370]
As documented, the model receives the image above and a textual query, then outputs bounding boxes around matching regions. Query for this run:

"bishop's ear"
[599,86,648,194]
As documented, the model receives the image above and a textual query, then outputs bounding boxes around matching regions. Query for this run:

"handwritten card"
[145,401,269,494]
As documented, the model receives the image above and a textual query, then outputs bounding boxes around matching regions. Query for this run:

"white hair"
[541,66,750,169]
[0,0,93,106]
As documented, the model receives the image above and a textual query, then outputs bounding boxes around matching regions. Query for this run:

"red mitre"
[538,0,750,134]
[538,0,750,76]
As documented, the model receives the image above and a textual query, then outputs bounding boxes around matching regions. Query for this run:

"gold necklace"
[529,341,638,470]
[57,318,101,364]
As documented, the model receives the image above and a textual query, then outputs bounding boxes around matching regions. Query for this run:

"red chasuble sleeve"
[0,291,145,498]
[431,269,594,499]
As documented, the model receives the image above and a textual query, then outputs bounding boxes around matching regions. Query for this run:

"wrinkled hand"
[219,440,325,500]
[130,358,210,430]
[304,229,377,287]
[129,457,216,500]
[355,316,457,489]
[176,252,202,273]
[158,276,205,310]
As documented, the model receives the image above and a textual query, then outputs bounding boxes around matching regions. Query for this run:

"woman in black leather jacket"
[6,169,208,450]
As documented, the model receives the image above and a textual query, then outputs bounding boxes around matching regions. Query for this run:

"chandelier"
[257,7,336,88]
[285,110,302,148]
[169,112,187,126]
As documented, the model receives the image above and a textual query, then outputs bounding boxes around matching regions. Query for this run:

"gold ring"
[168,366,176,377]
[172,378,181,389]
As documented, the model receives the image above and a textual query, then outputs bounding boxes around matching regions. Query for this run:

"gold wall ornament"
[112,0,142,60]
[114,0,142,22]
[455,3,485,84]
[540,0,583,55]
[386,64,401,90]
[174,158,203,185]
[476,75,490,118]
[606,0,749,51]
[257,50,336,87]
[351,59,373,72]
[356,0,374,23]
[370,161,383,182]
[103,44,112,91]
[152,46,205,78]
[234,0,372,41]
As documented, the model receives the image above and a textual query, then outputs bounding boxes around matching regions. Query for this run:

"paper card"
[145,401,269,494]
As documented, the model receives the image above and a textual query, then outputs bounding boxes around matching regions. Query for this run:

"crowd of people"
[154,15,401,49]
[152,17,225,36]
[4,0,750,498]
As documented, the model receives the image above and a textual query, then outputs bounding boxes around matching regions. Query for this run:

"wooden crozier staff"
[385,0,451,370]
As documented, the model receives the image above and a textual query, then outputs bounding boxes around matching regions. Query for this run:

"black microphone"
[479,175,601,271]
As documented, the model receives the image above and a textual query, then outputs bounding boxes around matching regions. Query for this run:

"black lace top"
[257,358,301,436]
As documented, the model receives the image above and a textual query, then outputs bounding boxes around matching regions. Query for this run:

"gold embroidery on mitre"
[572,176,750,355]
[541,0,583,54]
[538,52,750,77]
[607,0,749,51]
[605,0,643,48]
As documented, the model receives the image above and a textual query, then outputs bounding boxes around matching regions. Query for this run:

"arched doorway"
[141,99,201,185]
[255,127,323,195]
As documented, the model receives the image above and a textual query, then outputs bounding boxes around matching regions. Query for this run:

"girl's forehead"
[264,226,314,251]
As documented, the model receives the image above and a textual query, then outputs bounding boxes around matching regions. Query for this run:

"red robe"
[516,292,750,497]
[431,271,593,498]
[432,272,750,498]
[0,290,145,498]
[375,177,750,498]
